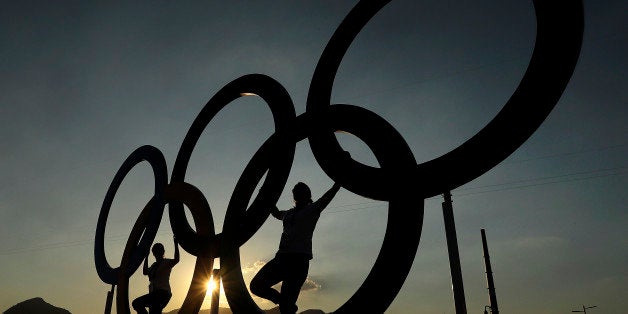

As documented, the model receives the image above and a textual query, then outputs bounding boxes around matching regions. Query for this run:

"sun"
[206,280,217,294]
[204,270,226,304]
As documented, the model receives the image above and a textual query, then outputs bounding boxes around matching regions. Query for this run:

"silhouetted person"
[251,180,342,314]
[132,237,180,314]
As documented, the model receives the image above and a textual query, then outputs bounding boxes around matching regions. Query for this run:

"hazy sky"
[1,1,626,313]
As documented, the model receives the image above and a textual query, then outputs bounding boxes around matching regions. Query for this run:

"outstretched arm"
[142,254,150,275]
[270,205,285,220]
[316,181,341,213]
[316,151,348,212]
[173,236,180,264]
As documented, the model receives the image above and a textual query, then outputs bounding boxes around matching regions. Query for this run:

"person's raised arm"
[316,181,341,212]
[173,236,180,264]
[270,205,285,220]
[315,151,349,212]
[142,254,150,275]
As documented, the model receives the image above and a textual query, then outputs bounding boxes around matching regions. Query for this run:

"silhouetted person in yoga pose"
[251,180,342,314]
[132,237,180,314]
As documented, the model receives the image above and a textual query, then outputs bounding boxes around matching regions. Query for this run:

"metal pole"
[442,191,467,314]
[210,268,221,314]
[481,229,499,314]
[104,285,114,314]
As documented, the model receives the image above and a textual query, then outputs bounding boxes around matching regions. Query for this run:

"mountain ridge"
[4,298,326,314]
[3,297,71,314]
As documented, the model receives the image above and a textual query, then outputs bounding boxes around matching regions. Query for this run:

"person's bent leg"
[147,290,172,314]
[250,258,282,304]
[132,294,151,314]
[279,255,310,314]
[151,290,172,314]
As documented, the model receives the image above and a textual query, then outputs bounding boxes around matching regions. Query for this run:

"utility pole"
[481,229,498,314]
[442,191,467,314]
[572,305,597,313]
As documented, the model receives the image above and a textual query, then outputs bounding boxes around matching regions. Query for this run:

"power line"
[502,144,627,165]
[0,231,174,256]
[2,166,625,256]
[325,166,627,213]
[455,166,628,192]
[454,168,626,197]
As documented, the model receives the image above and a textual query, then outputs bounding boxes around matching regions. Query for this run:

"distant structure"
[572,305,597,313]
[94,0,584,313]
[481,229,499,314]
[442,192,467,314]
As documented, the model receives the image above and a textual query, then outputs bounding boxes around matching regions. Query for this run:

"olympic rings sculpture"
[95,0,583,313]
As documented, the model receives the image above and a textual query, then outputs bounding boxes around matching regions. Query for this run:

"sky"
[1,1,626,313]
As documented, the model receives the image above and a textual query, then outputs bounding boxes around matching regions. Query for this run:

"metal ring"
[169,74,296,256]
[95,1,583,312]
[94,145,167,285]
[306,0,584,199]
[115,182,216,313]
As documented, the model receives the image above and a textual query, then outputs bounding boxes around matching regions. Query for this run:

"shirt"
[277,199,327,259]
[147,258,177,293]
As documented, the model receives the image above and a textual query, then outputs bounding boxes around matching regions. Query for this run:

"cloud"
[300,277,322,292]
[243,260,267,275]
[244,260,324,292]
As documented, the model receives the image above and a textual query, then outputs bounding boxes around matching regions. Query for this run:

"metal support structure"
[442,191,467,314]
[210,268,221,314]
[481,229,499,314]
[104,285,115,314]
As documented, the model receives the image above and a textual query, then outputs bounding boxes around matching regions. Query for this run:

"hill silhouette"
[263,307,325,314]
[3,298,326,314]
[3,297,71,314]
